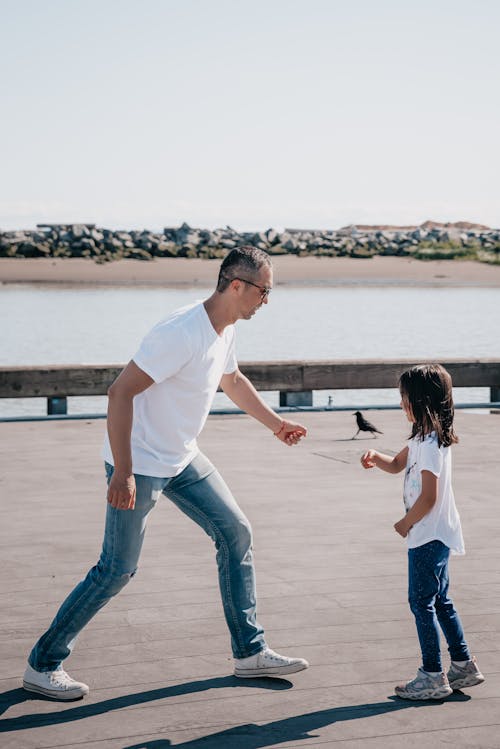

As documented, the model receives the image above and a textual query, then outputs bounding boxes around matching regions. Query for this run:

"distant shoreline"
[1,255,500,287]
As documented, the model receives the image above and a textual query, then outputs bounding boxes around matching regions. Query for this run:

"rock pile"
[1,222,499,263]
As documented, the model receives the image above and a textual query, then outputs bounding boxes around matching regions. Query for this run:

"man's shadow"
[0,676,291,731]
[0,677,470,746]
[121,693,471,749]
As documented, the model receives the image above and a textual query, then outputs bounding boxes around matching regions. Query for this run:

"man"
[23,246,309,700]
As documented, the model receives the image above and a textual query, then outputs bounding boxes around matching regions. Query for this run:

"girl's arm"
[360,446,408,474]
[394,470,438,537]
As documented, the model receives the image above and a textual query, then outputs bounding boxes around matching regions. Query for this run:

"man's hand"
[361,450,378,469]
[274,419,307,446]
[107,471,136,511]
[394,517,410,538]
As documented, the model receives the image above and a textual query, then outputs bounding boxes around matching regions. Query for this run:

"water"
[1,284,499,417]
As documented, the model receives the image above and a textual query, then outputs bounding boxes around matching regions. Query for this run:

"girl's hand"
[361,450,378,469]
[394,518,410,537]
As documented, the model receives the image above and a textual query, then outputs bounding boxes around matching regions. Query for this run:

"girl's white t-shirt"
[403,432,465,554]
[102,302,238,478]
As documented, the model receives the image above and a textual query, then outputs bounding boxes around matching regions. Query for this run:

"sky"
[1,0,499,231]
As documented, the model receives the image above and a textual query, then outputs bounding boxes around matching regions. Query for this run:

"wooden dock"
[0,410,499,748]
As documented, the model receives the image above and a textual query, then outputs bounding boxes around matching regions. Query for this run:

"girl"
[361,364,484,700]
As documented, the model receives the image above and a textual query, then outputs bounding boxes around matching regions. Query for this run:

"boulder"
[265,228,279,244]
[155,241,177,256]
[71,224,90,239]
[282,236,299,251]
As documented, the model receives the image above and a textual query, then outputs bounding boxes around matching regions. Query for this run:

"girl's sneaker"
[447,657,485,690]
[395,668,453,700]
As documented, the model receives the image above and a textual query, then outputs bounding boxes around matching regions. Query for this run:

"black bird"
[352,411,383,439]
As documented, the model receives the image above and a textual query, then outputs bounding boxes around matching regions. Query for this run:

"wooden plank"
[301,359,500,390]
[0,365,122,398]
[0,359,499,398]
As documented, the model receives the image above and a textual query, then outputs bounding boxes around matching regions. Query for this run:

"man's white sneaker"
[234,647,309,678]
[23,663,89,700]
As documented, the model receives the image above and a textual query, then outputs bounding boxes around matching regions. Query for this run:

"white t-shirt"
[403,432,465,555]
[102,302,238,477]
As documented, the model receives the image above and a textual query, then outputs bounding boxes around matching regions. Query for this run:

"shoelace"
[263,649,290,663]
[409,673,443,689]
[49,670,74,688]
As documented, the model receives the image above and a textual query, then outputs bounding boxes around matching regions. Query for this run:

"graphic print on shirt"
[403,461,418,511]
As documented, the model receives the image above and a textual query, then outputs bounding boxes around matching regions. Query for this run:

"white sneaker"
[234,647,309,678]
[23,663,89,700]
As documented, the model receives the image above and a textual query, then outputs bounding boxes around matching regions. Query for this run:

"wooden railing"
[1,359,499,415]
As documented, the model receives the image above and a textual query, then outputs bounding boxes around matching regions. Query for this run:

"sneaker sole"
[449,674,485,690]
[234,662,308,678]
[394,686,453,700]
[23,680,89,701]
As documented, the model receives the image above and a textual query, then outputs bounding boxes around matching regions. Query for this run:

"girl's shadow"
[121,693,472,749]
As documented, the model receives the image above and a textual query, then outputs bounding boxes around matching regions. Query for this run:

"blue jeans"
[29,452,265,671]
[408,540,470,673]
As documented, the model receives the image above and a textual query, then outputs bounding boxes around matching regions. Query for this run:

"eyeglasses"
[227,276,272,300]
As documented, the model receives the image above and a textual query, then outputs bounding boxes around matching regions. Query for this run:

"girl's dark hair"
[399,364,458,447]
[216,246,271,292]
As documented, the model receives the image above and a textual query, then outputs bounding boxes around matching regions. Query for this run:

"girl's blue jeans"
[408,539,470,673]
[29,452,266,671]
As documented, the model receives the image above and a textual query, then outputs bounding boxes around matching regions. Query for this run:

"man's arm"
[106,360,154,510]
[361,446,408,474]
[394,470,438,537]
[220,368,307,445]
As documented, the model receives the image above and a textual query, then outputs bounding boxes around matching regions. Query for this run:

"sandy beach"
[1,255,500,286]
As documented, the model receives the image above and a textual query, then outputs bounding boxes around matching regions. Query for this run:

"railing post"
[48,396,68,415]
[279,391,313,407]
